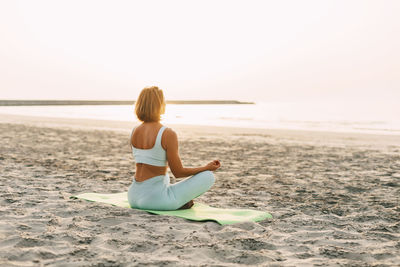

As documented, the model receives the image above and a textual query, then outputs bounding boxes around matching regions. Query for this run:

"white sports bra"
[130,126,167,167]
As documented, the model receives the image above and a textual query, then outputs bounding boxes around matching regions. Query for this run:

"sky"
[0,0,399,103]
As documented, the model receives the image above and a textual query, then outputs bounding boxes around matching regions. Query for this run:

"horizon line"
[0,100,255,106]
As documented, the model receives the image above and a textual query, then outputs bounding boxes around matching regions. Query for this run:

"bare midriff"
[135,163,168,182]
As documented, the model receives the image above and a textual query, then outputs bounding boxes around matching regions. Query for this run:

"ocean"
[0,102,399,135]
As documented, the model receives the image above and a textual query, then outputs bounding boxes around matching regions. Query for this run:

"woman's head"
[135,86,165,122]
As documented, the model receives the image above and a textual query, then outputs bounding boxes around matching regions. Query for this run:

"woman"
[128,86,221,210]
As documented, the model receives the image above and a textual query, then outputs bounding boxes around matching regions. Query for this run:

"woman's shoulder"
[160,126,178,150]
[162,127,179,144]
[163,126,176,137]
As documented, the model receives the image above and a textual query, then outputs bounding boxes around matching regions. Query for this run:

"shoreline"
[1,113,399,149]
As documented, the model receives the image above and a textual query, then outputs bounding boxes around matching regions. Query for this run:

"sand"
[0,113,399,266]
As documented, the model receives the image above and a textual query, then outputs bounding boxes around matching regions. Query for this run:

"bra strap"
[155,126,166,147]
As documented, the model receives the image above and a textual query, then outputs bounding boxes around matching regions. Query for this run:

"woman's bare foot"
[178,200,194,210]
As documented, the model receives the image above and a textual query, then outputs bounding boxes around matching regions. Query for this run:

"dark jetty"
[0,100,254,106]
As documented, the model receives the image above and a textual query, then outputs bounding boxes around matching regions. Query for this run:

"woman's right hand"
[206,160,221,171]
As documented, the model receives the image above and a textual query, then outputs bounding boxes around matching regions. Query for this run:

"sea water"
[0,102,399,135]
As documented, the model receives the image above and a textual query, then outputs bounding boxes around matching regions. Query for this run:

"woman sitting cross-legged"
[128,86,220,210]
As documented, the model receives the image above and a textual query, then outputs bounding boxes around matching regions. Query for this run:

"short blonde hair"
[135,86,165,122]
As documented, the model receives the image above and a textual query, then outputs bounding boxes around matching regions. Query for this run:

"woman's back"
[131,122,168,181]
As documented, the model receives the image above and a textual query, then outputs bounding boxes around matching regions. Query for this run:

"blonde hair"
[135,86,165,122]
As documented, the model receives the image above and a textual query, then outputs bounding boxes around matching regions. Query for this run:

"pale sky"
[0,0,399,102]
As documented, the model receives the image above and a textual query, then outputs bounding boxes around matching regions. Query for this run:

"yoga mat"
[71,192,272,225]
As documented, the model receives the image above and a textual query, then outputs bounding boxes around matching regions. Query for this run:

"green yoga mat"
[71,192,272,225]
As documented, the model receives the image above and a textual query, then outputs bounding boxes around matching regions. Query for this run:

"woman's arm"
[163,128,220,178]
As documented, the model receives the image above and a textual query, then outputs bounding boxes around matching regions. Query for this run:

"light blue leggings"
[127,171,215,210]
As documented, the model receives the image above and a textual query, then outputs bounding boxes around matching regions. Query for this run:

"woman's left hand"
[206,160,221,171]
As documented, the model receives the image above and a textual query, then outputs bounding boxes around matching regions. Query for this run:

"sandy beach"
[1,113,399,266]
